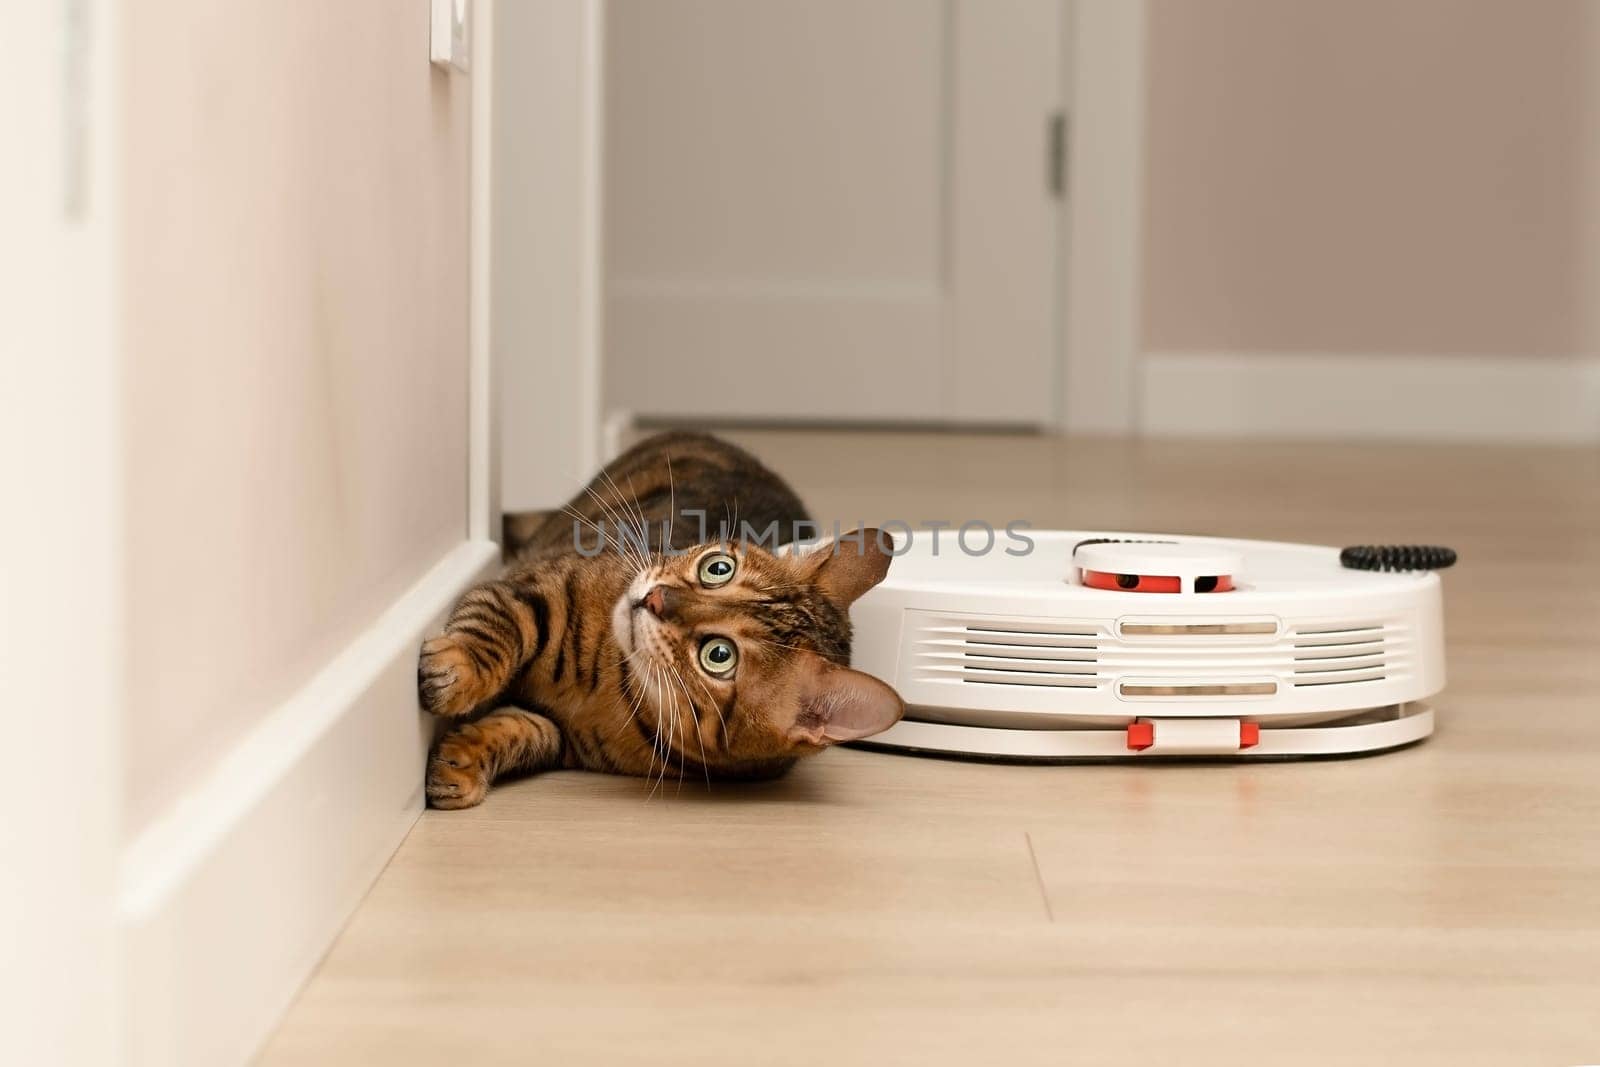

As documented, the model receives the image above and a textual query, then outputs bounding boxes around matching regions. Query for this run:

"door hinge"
[1048,111,1068,199]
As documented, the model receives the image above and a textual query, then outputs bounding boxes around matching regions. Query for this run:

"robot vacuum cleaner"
[848,532,1455,760]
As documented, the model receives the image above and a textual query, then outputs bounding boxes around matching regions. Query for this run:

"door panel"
[603,0,1062,425]
[948,0,1063,421]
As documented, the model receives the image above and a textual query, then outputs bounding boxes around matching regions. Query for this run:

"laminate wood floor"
[259,432,1600,1066]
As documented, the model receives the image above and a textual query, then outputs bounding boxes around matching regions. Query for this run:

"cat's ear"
[795,527,895,608]
[786,652,904,746]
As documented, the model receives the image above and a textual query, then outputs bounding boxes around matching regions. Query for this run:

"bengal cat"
[419,431,904,808]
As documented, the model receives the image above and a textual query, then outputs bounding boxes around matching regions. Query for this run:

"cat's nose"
[641,584,674,619]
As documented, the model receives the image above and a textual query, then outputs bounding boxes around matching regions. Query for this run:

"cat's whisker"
[659,664,685,795]
[663,659,712,789]
[724,494,741,545]
[564,504,648,581]
[639,659,665,792]
[682,664,727,757]
[615,639,662,794]
[618,469,666,571]
[576,493,633,572]
[620,471,650,533]
[584,477,651,572]
[755,636,826,658]
[595,469,654,569]
[642,664,665,800]
[664,452,676,550]
[582,483,650,573]
[562,503,605,537]
[636,643,682,802]
[616,644,655,732]
[648,665,675,801]
[667,666,690,794]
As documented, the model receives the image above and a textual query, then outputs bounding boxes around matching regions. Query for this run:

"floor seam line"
[1024,830,1054,923]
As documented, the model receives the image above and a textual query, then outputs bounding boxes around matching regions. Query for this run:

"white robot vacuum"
[848,532,1454,760]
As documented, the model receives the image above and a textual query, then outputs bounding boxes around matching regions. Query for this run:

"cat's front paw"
[418,634,494,717]
[427,727,492,809]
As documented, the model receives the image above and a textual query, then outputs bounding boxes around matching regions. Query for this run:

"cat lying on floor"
[419,431,904,808]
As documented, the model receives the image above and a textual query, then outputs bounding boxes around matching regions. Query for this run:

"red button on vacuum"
[1240,722,1260,748]
[1127,721,1154,751]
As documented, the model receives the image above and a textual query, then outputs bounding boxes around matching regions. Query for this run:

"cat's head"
[610,528,904,767]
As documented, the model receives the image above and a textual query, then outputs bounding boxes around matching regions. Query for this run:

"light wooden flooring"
[260,432,1600,1066]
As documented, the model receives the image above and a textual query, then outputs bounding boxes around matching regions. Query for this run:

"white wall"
[113,1,489,1058]
[120,0,472,834]
[9,1,599,1061]
[1127,0,1600,441]
[85,2,496,1064]
[1143,0,1595,358]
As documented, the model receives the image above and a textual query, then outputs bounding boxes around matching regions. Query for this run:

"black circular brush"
[1340,544,1458,572]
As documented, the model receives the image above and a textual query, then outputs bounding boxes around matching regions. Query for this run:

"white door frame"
[1058,0,1147,436]
[493,0,606,512]
[469,0,502,541]
[1,0,124,1061]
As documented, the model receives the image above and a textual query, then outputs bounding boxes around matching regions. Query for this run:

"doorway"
[601,0,1066,427]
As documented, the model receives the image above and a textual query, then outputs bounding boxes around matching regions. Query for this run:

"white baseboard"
[118,539,500,1067]
[1141,351,1600,443]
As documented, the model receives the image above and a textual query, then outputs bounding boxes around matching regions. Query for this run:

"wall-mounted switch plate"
[431,0,470,73]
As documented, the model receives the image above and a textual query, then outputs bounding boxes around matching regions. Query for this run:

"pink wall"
[1142,0,1596,357]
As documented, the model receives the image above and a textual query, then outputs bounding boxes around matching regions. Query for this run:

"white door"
[602,0,1064,426]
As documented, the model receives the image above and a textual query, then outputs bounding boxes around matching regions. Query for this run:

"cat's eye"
[698,636,739,677]
[697,551,737,588]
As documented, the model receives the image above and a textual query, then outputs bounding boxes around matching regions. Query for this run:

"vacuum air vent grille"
[915,617,1105,689]
[908,613,1407,693]
[1288,622,1389,687]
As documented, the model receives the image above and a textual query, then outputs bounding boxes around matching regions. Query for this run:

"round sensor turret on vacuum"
[1073,539,1243,594]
